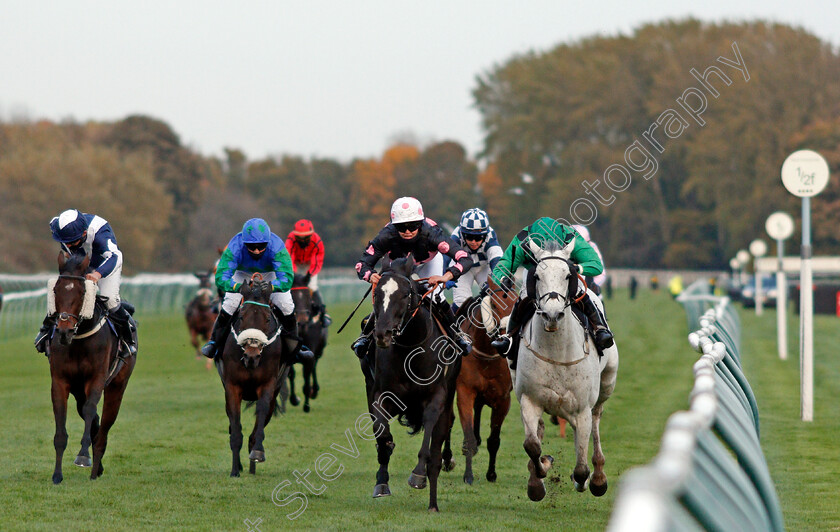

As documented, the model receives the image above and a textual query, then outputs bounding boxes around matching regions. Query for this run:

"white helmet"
[571,224,590,242]
[390,197,425,224]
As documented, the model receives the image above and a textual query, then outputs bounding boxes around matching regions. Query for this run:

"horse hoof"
[74,455,92,468]
[289,395,300,407]
[486,471,497,482]
[303,404,311,413]
[407,473,427,489]
[463,473,473,485]
[52,472,63,485]
[443,459,455,472]
[428,506,440,513]
[571,473,587,492]
[372,484,391,497]
[249,450,266,463]
[541,455,554,470]
[527,479,546,501]
[231,471,240,477]
[590,480,608,497]
[549,416,559,426]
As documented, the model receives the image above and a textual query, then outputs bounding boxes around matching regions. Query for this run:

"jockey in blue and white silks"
[35,209,137,355]
[201,218,313,362]
[445,208,503,311]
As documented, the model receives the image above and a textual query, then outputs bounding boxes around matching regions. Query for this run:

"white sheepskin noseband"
[47,277,97,319]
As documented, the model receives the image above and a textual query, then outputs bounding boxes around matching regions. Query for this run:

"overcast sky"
[1,1,837,162]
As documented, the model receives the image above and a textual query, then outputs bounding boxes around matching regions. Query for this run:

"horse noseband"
[57,311,82,333]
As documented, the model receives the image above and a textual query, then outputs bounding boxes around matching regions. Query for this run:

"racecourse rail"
[0,272,368,340]
[607,280,784,531]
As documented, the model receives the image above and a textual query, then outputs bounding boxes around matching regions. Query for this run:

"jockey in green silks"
[489,217,614,368]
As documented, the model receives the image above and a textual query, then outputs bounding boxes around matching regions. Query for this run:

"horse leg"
[473,400,484,449]
[570,409,593,492]
[225,387,244,477]
[302,360,313,413]
[50,378,70,484]
[248,384,275,465]
[520,395,553,501]
[310,358,320,399]
[486,396,510,483]
[589,403,608,496]
[456,387,478,485]
[427,402,451,513]
[371,411,395,497]
[287,366,300,407]
[71,389,96,468]
[441,409,455,473]
[90,377,129,480]
[190,329,200,359]
[409,389,445,490]
[78,383,104,478]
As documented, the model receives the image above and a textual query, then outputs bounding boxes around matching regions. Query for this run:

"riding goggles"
[394,221,423,233]
[245,242,268,252]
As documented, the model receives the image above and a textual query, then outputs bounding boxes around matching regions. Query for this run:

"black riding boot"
[34,314,56,354]
[579,293,614,349]
[490,297,536,369]
[433,300,471,355]
[277,310,315,363]
[109,305,138,356]
[351,313,375,359]
[311,290,332,326]
[201,309,234,359]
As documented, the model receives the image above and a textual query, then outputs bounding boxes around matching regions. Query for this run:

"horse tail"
[244,400,284,416]
[397,409,424,435]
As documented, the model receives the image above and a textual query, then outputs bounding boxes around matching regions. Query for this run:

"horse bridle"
[376,272,430,342]
[533,257,586,314]
[230,274,283,361]
[54,274,89,334]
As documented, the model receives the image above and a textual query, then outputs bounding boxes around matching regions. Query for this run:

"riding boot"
[34,314,56,354]
[579,293,614,349]
[109,305,138,356]
[201,309,234,359]
[352,313,375,359]
[490,297,536,369]
[433,301,471,355]
[278,310,315,363]
[312,290,332,326]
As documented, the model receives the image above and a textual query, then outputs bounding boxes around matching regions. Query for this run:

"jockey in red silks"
[285,219,330,325]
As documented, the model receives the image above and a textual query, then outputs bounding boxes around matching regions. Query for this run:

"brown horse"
[446,278,515,485]
[214,274,288,477]
[186,270,218,368]
[286,274,327,413]
[47,250,136,484]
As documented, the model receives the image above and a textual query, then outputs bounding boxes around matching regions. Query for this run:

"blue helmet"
[459,208,490,236]
[242,218,271,244]
[50,209,90,243]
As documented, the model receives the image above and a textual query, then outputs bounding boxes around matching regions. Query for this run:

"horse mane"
[60,250,91,275]
[293,273,308,287]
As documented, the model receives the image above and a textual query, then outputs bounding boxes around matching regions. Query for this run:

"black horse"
[361,256,461,512]
[287,274,328,412]
[47,250,136,484]
[215,274,288,476]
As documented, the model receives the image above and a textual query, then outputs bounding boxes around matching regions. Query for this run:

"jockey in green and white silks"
[201,218,313,362]
[489,217,614,366]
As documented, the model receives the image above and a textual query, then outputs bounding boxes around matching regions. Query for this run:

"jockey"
[35,209,137,356]
[490,217,614,366]
[571,224,607,295]
[352,197,474,358]
[284,219,331,326]
[201,218,313,362]
[446,208,503,312]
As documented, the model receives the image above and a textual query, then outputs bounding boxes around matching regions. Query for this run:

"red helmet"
[292,219,314,236]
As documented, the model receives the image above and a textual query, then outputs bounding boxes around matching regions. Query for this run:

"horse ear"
[526,238,544,260]
[562,236,576,256]
[58,251,69,269]
[80,253,91,271]
[405,253,416,270]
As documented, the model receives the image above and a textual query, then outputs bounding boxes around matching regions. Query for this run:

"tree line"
[2,19,839,274]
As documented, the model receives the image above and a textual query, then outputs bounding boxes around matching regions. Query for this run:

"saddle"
[567,304,606,359]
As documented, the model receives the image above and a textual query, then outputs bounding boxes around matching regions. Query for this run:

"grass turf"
[0,288,837,530]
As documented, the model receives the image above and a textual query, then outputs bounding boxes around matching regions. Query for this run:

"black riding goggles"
[394,221,423,233]
[463,233,486,242]
[245,242,268,252]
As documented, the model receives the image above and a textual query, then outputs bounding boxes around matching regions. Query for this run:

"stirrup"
[594,328,614,349]
[352,335,371,359]
[297,344,315,361]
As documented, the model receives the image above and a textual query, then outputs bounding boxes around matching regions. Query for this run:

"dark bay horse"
[286,274,327,412]
[361,256,461,512]
[215,274,288,477]
[47,251,136,484]
[185,270,218,367]
[446,278,515,485]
